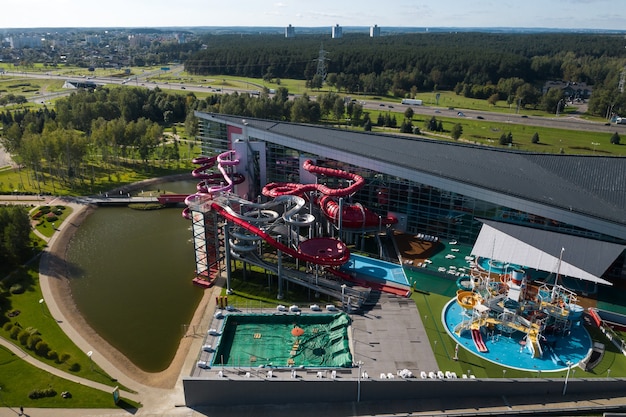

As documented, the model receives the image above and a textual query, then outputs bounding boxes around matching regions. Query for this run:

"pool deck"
[192,293,438,381]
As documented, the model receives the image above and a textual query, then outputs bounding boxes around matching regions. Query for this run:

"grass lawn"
[32,205,73,239]
[0,344,138,409]
[1,266,133,392]
[0,163,191,195]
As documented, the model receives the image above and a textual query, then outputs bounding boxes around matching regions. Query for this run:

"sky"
[2,0,626,30]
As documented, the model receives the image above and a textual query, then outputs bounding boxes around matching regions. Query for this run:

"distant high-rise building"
[285,24,295,38]
[370,24,381,37]
[332,24,342,39]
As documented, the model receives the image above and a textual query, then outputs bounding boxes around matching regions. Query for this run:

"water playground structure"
[184,150,407,308]
[447,265,591,371]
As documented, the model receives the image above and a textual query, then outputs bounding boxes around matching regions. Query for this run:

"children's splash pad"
[443,268,592,372]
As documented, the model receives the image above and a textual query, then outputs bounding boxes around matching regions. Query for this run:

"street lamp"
[556,99,565,117]
[87,350,93,371]
[562,361,573,396]
[591,142,600,154]
[39,298,45,315]
[356,360,364,402]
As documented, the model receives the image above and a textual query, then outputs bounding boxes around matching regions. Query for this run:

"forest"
[186,32,626,116]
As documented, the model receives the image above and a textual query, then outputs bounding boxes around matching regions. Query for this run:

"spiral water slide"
[263,159,396,229]
[183,151,245,218]
[209,195,350,267]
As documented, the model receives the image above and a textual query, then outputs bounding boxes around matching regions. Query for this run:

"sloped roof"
[471,220,624,285]
[205,114,626,229]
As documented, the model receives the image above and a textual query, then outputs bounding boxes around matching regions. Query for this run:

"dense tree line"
[0,205,31,268]
[187,32,624,89]
[186,32,626,115]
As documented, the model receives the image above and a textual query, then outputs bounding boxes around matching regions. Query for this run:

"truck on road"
[401,98,423,106]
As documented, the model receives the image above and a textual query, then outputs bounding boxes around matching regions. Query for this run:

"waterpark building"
[181,112,626,408]
[193,112,626,287]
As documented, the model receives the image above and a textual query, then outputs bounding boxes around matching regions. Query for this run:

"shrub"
[610,132,621,145]
[9,283,24,294]
[39,206,51,213]
[69,362,81,372]
[59,353,71,363]
[3,322,13,331]
[531,132,540,144]
[9,325,21,340]
[27,334,42,350]
[45,213,58,222]
[18,329,30,345]
[28,388,57,399]
[48,350,59,362]
[35,340,50,356]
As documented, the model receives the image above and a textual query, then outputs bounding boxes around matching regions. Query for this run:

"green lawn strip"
[1,267,133,393]
[0,163,190,195]
[0,345,140,409]
[390,113,622,155]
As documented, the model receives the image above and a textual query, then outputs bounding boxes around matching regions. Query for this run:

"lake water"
[66,181,203,372]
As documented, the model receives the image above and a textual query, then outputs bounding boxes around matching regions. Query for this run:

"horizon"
[2,0,625,31]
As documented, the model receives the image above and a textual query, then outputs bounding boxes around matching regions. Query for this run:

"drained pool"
[341,254,409,286]
[211,313,353,368]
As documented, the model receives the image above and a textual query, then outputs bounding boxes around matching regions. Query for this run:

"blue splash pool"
[341,254,409,286]
[443,299,591,372]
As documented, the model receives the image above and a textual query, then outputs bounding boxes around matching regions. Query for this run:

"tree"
[487,93,499,106]
[610,132,621,145]
[332,97,345,123]
[451,123,463,140]
[540,88,565,113]
[426,116,438,131]
[531,132,540,144]
[404,107,414,120]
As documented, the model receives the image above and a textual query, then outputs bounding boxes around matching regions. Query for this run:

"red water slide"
[262,159,396,229]
[210,202,350,267]
[471,329,489,353]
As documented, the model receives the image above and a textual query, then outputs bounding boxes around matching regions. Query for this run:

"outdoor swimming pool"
[209,313,353,368]
[476,257,524,275]
[341,254,409,286]
[443,299,592,372]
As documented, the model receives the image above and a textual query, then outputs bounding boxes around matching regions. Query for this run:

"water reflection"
[66,181,202,372]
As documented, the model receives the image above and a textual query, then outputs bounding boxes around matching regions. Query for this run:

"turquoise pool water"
[476,257,524,275]
[443,299,591,372]
[341,254,409,286]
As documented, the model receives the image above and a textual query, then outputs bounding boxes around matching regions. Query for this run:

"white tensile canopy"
[471,220,624,286]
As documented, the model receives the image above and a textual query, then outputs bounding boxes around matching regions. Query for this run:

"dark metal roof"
[211,114,626,227]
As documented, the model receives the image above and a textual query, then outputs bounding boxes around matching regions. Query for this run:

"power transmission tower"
[315,43,329,82]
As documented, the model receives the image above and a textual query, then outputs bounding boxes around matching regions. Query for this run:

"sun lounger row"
[416,233,439,242]
[419,370,460,379]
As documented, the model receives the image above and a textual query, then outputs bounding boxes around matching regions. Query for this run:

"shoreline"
[40,177,211,390]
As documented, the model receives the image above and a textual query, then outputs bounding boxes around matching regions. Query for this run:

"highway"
[3,68,622,134]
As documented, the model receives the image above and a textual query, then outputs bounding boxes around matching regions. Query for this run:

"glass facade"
[197,118,228,156]
[195,115,625,282]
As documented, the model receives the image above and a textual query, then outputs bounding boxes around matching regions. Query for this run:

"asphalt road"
[5,69,623,134]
